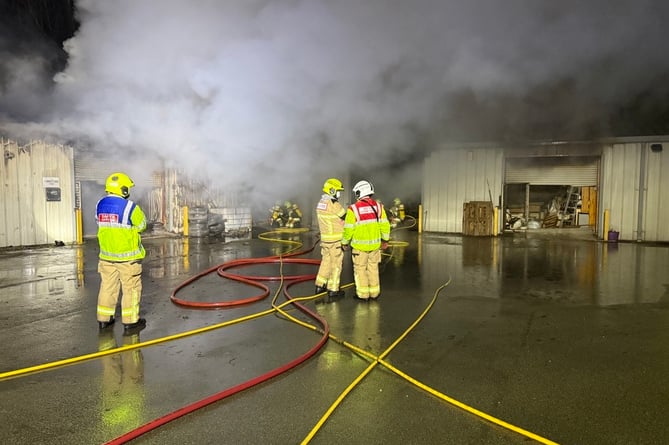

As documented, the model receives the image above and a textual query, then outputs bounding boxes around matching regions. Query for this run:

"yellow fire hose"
[1,227,558,444]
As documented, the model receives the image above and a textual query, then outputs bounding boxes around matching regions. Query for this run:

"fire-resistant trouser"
[351,248,381,299]
[97,260,143,324]
[315,240,344,292]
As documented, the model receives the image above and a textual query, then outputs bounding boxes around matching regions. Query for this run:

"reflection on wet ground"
[1,229,669,444]
[420,230,669,306]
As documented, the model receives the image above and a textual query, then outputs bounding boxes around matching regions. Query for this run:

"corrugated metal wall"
[600,141,669,242]
[0,139,76,247]
[423,146,504,233]
[600,143,642,241]
[641,142,669,242]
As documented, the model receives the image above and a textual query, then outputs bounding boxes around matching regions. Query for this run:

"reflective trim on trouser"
[351,248,381,298]
[97,260,143,324]
[315,241,344,291]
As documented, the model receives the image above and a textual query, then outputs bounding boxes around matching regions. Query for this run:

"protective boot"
[123,318,146,335]
[98,317,115,330]
[327,290,345,300]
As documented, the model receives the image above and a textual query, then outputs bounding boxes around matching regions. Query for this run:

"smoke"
[2,0,669,200]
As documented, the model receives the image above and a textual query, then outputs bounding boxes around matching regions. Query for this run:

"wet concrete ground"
[1,227,669,444]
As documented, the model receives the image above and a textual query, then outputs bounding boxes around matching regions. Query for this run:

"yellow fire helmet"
[105,172,134,198]
[323,178,344,197]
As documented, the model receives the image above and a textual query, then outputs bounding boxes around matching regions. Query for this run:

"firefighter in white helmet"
[341,180,390,300]
[96,172,147,334]
[315,178,347,299]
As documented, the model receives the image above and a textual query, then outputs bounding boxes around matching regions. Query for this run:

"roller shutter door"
[505,156,599,186]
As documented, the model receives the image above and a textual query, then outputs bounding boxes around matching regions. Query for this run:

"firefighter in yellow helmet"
[284,200,303,228]
[389,197,405,228]
[315,178,347,299]
[269,201,285,228]
[96,172,147,334]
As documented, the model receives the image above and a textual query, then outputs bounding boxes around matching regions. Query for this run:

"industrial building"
[422,137,669,242]
[3,136,668,249]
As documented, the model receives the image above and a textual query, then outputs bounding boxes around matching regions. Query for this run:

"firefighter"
[269,201,285,227]
[341,180,390,301]
[284,201,303,228]
[315,178,347,299]
[389,197,405,228]
[96,172,147,334]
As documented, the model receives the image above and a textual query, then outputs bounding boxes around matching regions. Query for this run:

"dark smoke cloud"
[2,0,669,199]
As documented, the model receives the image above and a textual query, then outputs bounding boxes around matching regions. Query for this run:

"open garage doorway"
[503,156,599,232]
[504,183,598,231]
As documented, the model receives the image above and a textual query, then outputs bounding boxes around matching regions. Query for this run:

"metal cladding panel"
[1,140,20,247]
[600,143,641,241]
[0,140,75,248]
[423,147,504,234]
[17,144,34,245]
[504,156,599,185]
[641,142,669,242]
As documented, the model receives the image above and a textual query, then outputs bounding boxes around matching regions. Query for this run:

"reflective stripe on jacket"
[342,197,390,251]
[316,194,346,243]
[96,195,147,262]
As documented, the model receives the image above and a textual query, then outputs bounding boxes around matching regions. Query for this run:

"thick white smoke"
[2,0,669,200]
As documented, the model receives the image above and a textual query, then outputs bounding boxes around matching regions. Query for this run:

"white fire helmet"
[352,180,374,199]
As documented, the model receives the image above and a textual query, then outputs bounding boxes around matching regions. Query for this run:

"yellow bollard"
[183,206,189,237]
[75,208,84,244]
[418,204,423,233]
[603,209,610,241]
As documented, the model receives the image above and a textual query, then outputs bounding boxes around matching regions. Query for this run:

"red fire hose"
[105,238,327,444]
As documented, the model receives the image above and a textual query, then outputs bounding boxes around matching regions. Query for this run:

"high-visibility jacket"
[316,194,346,242]
[342,197,390,251]
[96,194,147,262]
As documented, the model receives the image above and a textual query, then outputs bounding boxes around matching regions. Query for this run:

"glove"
[341,244,350,251]
[381,241,389,250]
